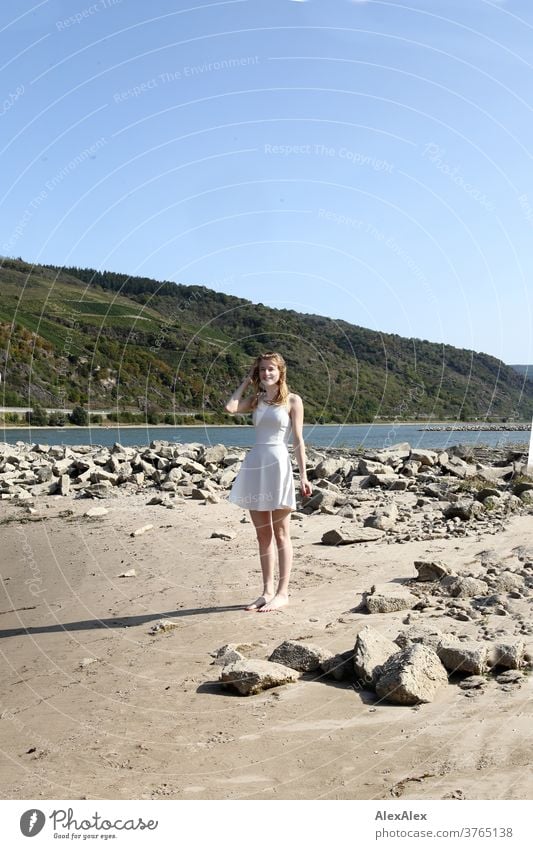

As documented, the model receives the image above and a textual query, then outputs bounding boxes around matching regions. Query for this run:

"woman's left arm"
[290,394,312,497]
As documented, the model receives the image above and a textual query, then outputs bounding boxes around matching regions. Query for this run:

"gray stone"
[437,640,488,675]
[440,576,490,598]
[353,625,399,687]
[489,571,524,593]
[375,644,448,705]
[458,676,486,690]
[84,506,109,518]
[488,641,525,670]
[321,527,385,545]
[495,670,524,684]
[364,503,398,531]
[202,444,228,464]
[268,640,334,672]
[220,659,301,695]
[210,644,246,666]
[365,584,418,614]
[394,625,448,652]
[410,449,438,466]
[414,560,452,582]
[358,458,390,476]
[319,650,354,681]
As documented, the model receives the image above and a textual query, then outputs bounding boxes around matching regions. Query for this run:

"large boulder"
[375,644,448,705]
[220,659,301,695]
[437,639,488,675]
[353,626,398,687]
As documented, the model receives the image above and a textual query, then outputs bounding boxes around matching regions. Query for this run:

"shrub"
[69,405,89,426]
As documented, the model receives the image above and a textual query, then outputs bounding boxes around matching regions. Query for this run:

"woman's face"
[259,359,280,387]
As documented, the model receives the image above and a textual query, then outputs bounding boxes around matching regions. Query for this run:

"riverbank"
[0,439,532,800]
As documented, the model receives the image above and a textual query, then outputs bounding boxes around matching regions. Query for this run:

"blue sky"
[1,0,532,362]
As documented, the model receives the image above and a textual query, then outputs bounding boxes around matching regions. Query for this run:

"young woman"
[224,352,312,612]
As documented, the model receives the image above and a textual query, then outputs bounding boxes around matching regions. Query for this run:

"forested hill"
[0,257,531,423]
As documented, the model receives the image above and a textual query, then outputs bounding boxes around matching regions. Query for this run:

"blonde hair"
[250,351,290,410]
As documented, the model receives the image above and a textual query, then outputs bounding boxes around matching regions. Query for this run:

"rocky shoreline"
[2,438,533,797]
[1,439,531,541]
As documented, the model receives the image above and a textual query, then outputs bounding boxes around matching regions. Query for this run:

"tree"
[26,403,48,426]
[69,405,89,426]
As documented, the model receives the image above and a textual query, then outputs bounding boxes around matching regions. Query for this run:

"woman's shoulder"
[288,392,303,408]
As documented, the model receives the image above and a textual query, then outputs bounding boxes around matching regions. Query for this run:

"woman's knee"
[273,523,291,545]
[254,525,274,546]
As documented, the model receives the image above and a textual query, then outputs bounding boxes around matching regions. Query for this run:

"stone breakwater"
[421,423,530,432]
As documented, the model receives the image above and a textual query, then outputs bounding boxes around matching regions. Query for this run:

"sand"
[0,491,532,801]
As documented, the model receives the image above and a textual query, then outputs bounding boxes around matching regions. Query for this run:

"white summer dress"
[227,396,297,511]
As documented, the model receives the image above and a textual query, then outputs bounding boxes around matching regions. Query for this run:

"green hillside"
[0,257,532,424]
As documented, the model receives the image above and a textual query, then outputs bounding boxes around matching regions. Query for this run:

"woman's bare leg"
[245,510,276,610]
[259,508,292,612]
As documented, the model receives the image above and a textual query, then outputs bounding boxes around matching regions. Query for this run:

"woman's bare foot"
[244,594,273,611]
[258,593,288,612]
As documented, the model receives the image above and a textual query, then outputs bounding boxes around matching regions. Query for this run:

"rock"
[84,482,115,498]
[219,467,238,487]
[488,641,525,670]
[321,527,385,545]
[319,650,354,681]
[458,676,486,690]
[210,530,236,541]
[130,524,153,537]
[440,576,490,598]
[364,503,398,531]
[220,659,301,695]
[202,444,227,464]
[365,584,418,614]
[375,644,448,705]
[268,640,334,672]
[414,560,452,581]
[394,625,448,652]
[513,479,533,496]
[437,640,488,675]
[302,487,338,513]
[410,449,438,466]
[495,670,524,684]
[489,571,524,593]
[84,506,109,518]
[443,499,474,521]
[79,657,98,669]
[367,473,406,490]
[210,644,246,666]
[149,618,180,634]
[358,458,390,476]
[353,625,399,687]
[118,569,136,578]
[374,443,411,462]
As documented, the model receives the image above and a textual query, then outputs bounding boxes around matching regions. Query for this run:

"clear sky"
[1,0,532,363]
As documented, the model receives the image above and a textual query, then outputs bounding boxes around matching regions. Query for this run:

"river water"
[1,424,529,451]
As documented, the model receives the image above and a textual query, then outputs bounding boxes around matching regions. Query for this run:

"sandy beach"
[1,473,532,801]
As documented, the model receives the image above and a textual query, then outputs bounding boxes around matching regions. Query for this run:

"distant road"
[0,406,198,416]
